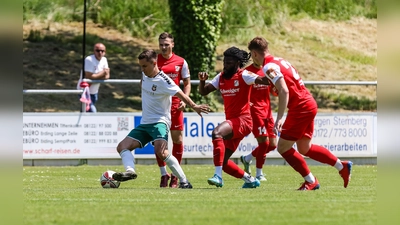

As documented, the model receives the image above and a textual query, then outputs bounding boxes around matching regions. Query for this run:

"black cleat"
[112,171,137,182]
[179,182,193,189]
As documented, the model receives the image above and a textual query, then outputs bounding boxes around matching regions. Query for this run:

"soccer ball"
[100,170,120,188]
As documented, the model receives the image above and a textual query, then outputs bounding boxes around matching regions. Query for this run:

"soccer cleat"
[179,182,193,189]
[256,174,267,181]
[242,178,261,188]
[112,171,137,182]
[159,173,171,188]
[207,174,224,187]
[298,177,320,191]
[169,174,178,188]
[339,161,353,188]
[240,155,252,174]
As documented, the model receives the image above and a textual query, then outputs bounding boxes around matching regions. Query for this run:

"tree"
[168,0,224,108]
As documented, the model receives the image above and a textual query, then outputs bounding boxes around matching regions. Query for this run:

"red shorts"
[251,110,276,138]
[224,115,252,151]
[280,107,317,141]
[170,102,183,131]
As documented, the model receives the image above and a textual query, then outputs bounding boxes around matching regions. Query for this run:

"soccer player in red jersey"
[155,32,191,188]
[247,37,352,190]
[198,46,271,188]
[239,62,277,181]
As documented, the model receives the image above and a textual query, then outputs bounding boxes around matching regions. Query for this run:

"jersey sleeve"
[160,74,181,96]
[210,73,221,89]
[242,69,258,85]
[262,62,283,85]
[181,60,190,79]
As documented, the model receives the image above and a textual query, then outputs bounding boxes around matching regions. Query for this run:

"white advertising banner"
[23,113,133,159]
[23,112,377,159]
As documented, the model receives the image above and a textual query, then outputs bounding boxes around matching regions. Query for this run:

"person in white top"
[112,49,210,188]
[80,43,110,112]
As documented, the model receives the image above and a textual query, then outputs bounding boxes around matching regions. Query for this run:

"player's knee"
[211,130,223,139]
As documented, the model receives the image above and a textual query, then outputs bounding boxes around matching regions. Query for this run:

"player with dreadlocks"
[198,46,271,188]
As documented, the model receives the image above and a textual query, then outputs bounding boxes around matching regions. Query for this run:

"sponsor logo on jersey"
[166,73,178,80]
[220,88,240,95]
[253,83,268,89]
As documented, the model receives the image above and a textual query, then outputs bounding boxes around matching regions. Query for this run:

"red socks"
[256,141,269,168]
[304,144,338,166]
[212,138,225,166]
[155,154,166,167]
[223,160,245,178]
[155,143,184,167]
[281,148,310,177]
[172,143,184,164]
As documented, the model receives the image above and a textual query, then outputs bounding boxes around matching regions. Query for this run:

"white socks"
[159,166,168,176]
[120,149,135,172]
[256,168,263,177]
[334,159,344,171]
[245,154,253,163]
[214,166,223,178]
[242,173,255,183]
[164,154,187,183]
[304,173,316,183]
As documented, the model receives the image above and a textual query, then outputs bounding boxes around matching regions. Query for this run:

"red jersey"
[157,53,190,104]
[245,64,271,118]
[262,55,316,111]
[210,69,258,119]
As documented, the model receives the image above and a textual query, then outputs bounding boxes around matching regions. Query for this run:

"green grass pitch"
[23,164,376,225]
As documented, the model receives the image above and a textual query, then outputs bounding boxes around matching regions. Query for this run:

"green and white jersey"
[140,71,181,127]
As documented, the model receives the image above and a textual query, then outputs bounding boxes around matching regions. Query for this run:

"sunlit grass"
[23,164,377,225]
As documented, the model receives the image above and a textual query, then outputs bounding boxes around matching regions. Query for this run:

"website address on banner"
[23,148,81,155]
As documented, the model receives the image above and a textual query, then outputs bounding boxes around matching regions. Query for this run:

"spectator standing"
[78,43,110,112]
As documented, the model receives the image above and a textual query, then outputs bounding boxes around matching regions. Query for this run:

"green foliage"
[311,87,377,111]
[91,0,171,39]
[23,0,377,40]
[168,0,224,107]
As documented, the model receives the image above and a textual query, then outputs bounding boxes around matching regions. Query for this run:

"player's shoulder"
[171,53,186,63]
[157,71,174,85]
[242,69,258,77]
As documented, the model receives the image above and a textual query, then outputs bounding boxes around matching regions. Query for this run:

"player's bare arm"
[273,77,289,133]
[178,77,191,111]
[198,72,216,96]
[104,68,110,79]
[254,76,270,86]
[175,90,210,117]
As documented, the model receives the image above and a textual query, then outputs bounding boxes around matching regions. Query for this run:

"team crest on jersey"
[175,66,180,71]
[234,80,239,87]
[152,84,157,91]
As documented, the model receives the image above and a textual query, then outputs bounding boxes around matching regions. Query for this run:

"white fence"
[23,79,377,113]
